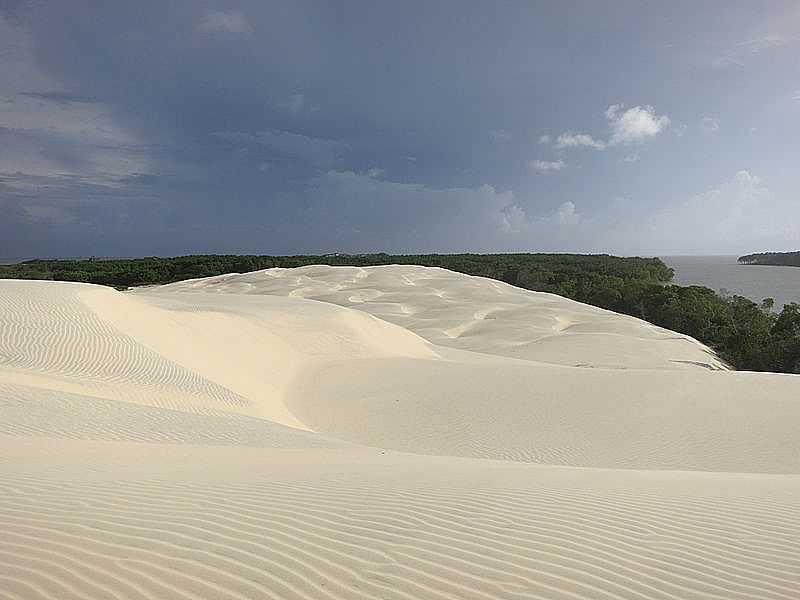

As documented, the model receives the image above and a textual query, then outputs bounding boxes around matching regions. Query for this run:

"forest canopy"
[3,253,799,374]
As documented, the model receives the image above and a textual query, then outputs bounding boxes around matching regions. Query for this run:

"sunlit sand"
[2,265,799,599]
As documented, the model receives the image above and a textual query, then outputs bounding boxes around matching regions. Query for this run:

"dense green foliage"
[739,251,800,267]
[3,253,800,373]
[599,284,799,373]
[0,253,673,290]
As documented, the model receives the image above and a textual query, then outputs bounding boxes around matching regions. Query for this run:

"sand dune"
[2,265,799,599]
[154,265,726,370]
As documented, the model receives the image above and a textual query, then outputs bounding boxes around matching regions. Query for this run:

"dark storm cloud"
[1,1,799,257]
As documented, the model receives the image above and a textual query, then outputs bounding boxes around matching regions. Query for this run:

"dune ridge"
[154,265,726,371]
[2,265,799,599]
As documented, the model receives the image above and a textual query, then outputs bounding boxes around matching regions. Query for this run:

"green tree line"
[2,253,799,373]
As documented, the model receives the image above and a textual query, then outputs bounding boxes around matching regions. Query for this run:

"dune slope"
[153,265,727,370]
[2,266,799,600]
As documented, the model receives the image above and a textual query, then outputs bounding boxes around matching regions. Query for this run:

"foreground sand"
[1,265,799,599]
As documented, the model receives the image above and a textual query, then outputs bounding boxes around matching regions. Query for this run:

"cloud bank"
[1,3,798,258]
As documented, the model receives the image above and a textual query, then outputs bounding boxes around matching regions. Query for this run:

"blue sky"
[1,1,799,257]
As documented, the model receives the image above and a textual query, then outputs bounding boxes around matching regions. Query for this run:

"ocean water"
[662,255,800,311]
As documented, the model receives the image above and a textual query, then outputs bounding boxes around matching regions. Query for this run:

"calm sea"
[662,255,800,310]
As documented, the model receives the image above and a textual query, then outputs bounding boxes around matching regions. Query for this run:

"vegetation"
[739,251,800,267]
[0,253,673,290]
[3,253,800,373]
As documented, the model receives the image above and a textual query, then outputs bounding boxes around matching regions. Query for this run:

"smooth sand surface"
[2,265,799,599]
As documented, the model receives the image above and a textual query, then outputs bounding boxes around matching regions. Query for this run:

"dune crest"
[155,264,728,370]
[2,266,799,599]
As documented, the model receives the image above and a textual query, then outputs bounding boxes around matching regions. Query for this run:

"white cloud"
[620,153,640,163]
[23,204,79,226]
[505,171,800,255]
[198,11,252,35]
[710,56,745,69]
[308,171,516,248]
[498,204,528,234]
[298,170,585,251]
[710,34,794,69]
[792,90,800,101]
[296,170,798,255]
[701,117,720,132]
[212,129,346,167]
[281,93,306,113]
[553,104,669,153]
[490,129,512,143]
[551,201,581,226]
[555,133,606,150]
[632,171,800,253]
[538,134,551,144]
[499,200,581,235]
[530,159,565,173]
[278,93,319,114]
[481,171,800,255]
[472,171,799,255]
[739,34,791,53]
[606,104,670,145]
[1,94,138,147]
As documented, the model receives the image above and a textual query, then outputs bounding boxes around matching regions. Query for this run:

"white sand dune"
[2,265,799,599]
[154,265,727,370]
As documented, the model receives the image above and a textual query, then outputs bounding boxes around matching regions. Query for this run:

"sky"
[1,0,799,258]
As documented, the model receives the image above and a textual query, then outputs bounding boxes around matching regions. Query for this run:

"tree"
[768,303,800,373]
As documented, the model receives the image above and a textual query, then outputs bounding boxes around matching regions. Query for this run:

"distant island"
[738,251,800,266]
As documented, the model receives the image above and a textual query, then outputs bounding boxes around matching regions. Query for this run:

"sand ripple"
[2,267,800,599]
